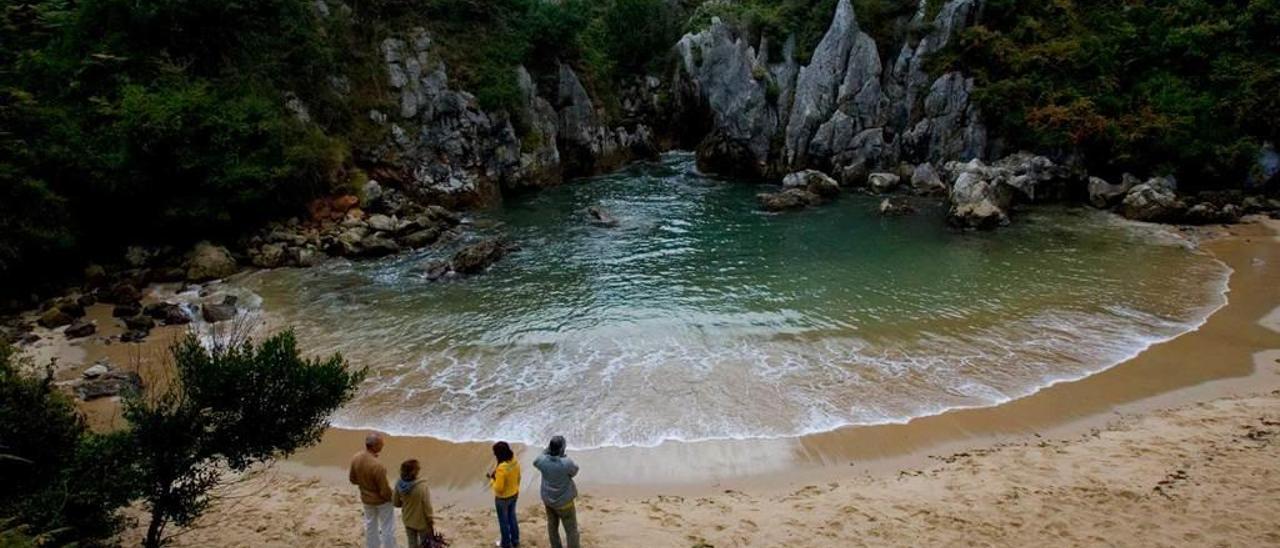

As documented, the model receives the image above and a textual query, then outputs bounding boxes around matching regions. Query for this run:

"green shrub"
[0,344,140,546]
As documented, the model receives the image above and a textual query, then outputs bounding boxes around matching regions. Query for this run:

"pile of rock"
[245,193,462,267]
[758,170,841,212]
[418,238,517,281]
[64,359,142,401]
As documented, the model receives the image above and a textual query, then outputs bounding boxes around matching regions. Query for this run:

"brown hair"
[399,459,420,482]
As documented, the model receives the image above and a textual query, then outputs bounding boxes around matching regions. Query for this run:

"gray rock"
[83,361,110,379]
[185,242,238,282]
[419,259,453,281]
[103,283,141,305]
[366,214,399,233]
[947,161,1013,229]
[868,172,901,194]
[910,163,945,194]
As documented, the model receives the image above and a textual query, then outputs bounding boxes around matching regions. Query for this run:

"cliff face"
[675,0,987,181]
[326,0,989,207]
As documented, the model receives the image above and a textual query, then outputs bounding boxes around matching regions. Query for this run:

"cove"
[231,152,1229,449]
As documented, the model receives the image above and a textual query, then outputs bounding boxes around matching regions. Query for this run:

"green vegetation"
[0,331,363,547]
[932,0,1280,187]
[0,343,138,546]
[128,331,364,547]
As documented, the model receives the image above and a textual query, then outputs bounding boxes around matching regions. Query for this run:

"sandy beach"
[21,218,1280,546]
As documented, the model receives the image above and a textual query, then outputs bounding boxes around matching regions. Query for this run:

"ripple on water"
[232,152,1231,449]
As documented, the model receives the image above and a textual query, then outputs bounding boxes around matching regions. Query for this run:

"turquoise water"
[233,152,1229,448]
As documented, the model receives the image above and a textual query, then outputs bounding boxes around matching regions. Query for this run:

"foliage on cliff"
[0,0,355,293]
[933,0,1280,187]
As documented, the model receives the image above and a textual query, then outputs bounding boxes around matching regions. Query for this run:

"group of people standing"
[349,432,582,548]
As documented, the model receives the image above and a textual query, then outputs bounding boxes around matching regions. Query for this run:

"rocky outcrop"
[868,172,901,193]
[759,170,841,211]
[1087,175,1137,209]
[677,0,985,182]
[676,17,783,178]
[782,170,841,199]
[941,153,1077,229]
[758,188,823,212]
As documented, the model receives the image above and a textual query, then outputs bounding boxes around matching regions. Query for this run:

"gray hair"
[365,432,382,448]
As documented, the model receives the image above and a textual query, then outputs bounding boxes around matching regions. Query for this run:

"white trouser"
[362,502,398,548]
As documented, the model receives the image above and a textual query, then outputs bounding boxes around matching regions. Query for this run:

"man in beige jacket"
[350,432,397,548]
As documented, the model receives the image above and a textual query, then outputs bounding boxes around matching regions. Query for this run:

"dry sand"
[115,385,1280,547]
[19,219,1280,547]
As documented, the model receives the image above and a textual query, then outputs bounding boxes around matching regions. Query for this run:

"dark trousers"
[545,502,580,548]
[495,495,519,548]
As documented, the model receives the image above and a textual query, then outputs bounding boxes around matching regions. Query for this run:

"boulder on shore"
[70,360,142,400]
[945,161,1013,230]
[145,302,191,325]
[1121,182,1185,222]
[186,242,239,282]
[586,206,619,227]
[38,307,73,329]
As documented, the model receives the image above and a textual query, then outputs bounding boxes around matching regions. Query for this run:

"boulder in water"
[947,166,1013,230]
[910,163,945,195]
[758,188,821,212]
[586,206,619,227]
[123,315,155,332]
[451,239,510,275]
[103,283,141,305]
[70,361,141,400]
[358,234,401,257]
[418,259,453,281]
[251,243,287,268]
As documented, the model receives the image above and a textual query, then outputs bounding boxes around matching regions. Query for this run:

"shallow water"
[232,152,1229,449]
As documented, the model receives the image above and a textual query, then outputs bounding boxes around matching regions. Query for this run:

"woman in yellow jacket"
[487,441,521,548]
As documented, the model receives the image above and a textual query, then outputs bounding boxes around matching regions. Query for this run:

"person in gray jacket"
[533,435,580,548]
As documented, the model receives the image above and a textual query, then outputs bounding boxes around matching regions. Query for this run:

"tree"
[0,343,139,547]
[125,330,365,548]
